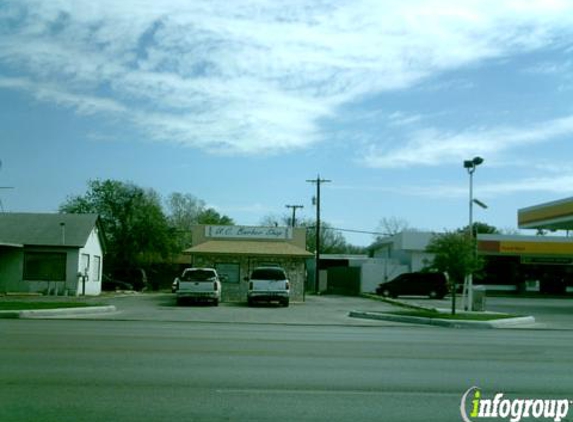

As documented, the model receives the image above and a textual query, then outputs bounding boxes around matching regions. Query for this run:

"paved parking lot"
[5,292,573,329]
[95,293,412,327]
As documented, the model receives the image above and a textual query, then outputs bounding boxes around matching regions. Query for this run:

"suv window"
[251,268,286,280]
[182,269,217,282]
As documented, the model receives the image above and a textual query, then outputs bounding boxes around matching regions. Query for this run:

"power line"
[302,225,387,237]
[330,227,387,236]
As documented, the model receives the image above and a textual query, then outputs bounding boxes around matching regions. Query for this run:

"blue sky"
[1,0,573,246]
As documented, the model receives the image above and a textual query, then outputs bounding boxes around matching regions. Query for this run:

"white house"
[363,231,436,292]
[370,231,436,270]
[0,213,105,296]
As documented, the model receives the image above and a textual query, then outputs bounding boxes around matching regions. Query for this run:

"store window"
[215,263,240,283]
[24,252,66,281]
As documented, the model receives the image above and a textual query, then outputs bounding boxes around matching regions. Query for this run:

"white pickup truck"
[174,267,221,306]
[246,266,290,307]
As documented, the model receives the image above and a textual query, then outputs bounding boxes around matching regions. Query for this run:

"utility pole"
[285,204,304,227]
[306,175,331,294]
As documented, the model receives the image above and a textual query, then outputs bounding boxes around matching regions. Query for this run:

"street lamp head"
[473,198,488,209]
[464,156,484,172]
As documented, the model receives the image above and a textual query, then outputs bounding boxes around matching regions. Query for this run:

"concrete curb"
[0,305,117,319]
[349,310,536,329]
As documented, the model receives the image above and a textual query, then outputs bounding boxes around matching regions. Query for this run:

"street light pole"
[0,159,15,212]
[463,156,484,311]
[306,175,331,294]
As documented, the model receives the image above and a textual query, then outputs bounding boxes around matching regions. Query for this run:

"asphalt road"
[2,318,573,422]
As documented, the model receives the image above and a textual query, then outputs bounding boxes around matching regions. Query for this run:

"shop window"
[215,263,240,283]
[24,252,66,281]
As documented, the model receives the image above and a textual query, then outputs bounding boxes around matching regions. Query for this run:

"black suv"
[376,272,448,299]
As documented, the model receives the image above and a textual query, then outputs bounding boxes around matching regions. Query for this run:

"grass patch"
[387,310,521,321]
[0,302,102,311]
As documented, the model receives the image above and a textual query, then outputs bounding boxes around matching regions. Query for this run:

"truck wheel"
[281,298,289,307]
[213,298,219,307]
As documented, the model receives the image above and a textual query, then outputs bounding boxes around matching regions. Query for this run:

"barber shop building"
[183,225,313,302]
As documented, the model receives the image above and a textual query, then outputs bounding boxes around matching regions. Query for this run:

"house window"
[23,252,66,281]
[93,256,101,282]
[215,263,240,283]
[81,253,90,276]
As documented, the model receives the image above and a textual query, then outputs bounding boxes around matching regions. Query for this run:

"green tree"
[166,193,205,230]
[165,193,234,249]
[426,231,483,314]
[458,221,499,236]
[197,208,234,225]
[166,193,206,249]
[60,179,176,271]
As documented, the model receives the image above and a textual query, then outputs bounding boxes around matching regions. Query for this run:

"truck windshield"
[182,270,217,282]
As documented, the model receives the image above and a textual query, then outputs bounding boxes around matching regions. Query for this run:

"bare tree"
[259,214,289,227]
[375,217,412,240]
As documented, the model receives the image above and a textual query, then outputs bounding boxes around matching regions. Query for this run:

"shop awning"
[184,240,313,258]
[0,242,23,248]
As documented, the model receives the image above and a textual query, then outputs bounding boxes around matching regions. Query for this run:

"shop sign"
[205,225,293,240]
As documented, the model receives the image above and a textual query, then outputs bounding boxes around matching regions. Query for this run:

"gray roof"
[0,213,102,248]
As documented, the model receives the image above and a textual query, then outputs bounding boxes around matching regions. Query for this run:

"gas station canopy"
[518,197,573,231]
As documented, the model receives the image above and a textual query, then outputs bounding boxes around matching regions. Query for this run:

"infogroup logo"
[460,387,571,422]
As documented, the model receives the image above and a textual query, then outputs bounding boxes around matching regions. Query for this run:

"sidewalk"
[350,294,564,329]
[0,305,117,319]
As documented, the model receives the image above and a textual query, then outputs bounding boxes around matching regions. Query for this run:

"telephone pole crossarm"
[285,204,304,227]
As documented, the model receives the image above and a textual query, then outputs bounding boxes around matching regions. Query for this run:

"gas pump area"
[476,197,573,295]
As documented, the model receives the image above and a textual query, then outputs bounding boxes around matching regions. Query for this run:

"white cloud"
[387,112,423,127]
[1,0,573,154]
[362,115,573,168]
[333,170,573,200]
[0,76,127,115]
